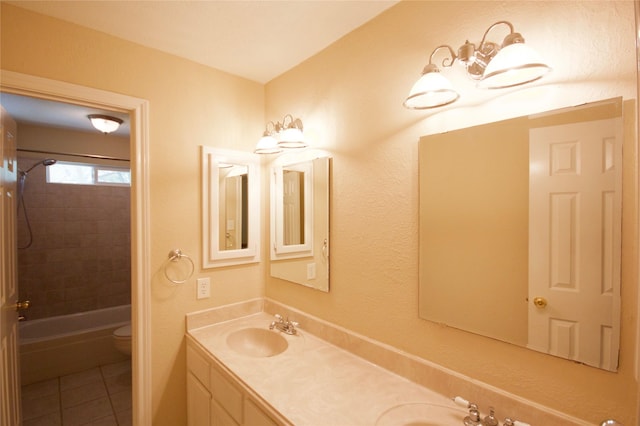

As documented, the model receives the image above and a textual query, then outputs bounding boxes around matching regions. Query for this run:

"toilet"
[112,324,131,356]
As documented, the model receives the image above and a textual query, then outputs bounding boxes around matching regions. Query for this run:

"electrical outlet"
[196,277,211,299]
[306,263,316,280]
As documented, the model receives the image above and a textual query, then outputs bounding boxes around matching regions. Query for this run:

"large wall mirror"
[419,98,632,371]
[202,146,260,268]
[271,156,330,292]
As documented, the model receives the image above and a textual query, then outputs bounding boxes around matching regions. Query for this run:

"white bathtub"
[19,305,131,385]
[19,304,131,345]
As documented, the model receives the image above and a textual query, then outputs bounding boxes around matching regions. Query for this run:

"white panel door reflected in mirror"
[419,98,629,371]
[271,156,330,292]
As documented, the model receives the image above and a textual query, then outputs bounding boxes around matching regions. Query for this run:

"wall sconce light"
[88,114,123,134]
[255,114,307,154]
[404,21,551,109]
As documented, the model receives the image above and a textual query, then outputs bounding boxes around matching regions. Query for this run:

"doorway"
[0,70,151,425]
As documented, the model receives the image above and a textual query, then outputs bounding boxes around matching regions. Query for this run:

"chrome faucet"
[269,314,298,335]
[454,397,530,426]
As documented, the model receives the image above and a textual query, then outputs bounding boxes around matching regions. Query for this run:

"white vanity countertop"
[188,312,465,426]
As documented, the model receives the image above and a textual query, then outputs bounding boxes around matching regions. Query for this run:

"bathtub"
[19,305,131,385]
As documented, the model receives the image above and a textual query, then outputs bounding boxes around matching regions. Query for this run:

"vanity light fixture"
[87,114,123,134]
[255,114,307,154]
[404,20,551,109]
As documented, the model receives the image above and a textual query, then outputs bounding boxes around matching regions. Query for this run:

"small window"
[47,162,130,186]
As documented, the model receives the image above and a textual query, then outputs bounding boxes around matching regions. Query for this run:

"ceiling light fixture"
[88,114,123,134]
[404,21,551,109]
[255,114,307,154]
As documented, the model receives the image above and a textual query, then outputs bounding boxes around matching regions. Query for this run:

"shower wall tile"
[17,157,131,320]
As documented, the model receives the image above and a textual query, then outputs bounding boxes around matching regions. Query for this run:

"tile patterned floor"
[21,360,132,426]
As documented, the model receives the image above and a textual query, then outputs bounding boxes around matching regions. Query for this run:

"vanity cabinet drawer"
[187,372,211,426]
[244,399,277,426]
[212,399,240,426]
[187,344,211,391]
[211,365,243,424]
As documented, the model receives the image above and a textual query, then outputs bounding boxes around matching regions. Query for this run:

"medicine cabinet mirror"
[202,146,260,268]
[419,98,632,371]
[271,156,330,292]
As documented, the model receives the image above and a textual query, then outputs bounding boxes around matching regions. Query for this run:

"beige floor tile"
[23,412,62,426]
[22,378,59,401]
[60,367,102,391]
[22,392,60,421]
[83,413,118,425]
[100,360,131,378]
[22,362,131,426]
[61,379,108,408]
[62,396,113,426]
[104,370,131,396]
[115,408,132,426]
[109,388,132,413]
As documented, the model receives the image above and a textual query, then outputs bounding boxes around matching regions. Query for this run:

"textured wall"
[265,1,638,424]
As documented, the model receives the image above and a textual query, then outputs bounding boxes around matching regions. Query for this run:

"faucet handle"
[289,320,299,327]
[274,314,283,321]
[504,418,531,426]
[453,396,471,408]
[483,407,499,426]
[463,405,481,426]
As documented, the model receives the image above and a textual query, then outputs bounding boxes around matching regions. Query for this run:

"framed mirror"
[202,146,260,268]
[419,98,630,371]
[271,156,330,292]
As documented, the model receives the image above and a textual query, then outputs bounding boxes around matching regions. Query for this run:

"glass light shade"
[278,127,307,149]
[88,114,122,134]
[477,43,551,89]
[403,70,459,109]
[254,134,282,154]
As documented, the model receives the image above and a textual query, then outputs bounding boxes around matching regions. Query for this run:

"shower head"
[21,158,57,175]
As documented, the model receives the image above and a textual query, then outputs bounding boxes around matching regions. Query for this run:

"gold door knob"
[15,300,31,311]
[533,297,547,308]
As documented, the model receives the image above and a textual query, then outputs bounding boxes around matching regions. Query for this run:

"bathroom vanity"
[185,299,591,426]
[186,313,463,425]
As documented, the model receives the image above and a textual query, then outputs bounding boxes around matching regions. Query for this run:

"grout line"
[100,362,123,426]
[57,376,63,425]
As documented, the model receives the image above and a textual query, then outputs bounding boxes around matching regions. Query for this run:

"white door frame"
[0,70,152,425]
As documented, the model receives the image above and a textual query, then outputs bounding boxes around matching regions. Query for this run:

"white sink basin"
[375,402,466,426]
[226,327,288,357]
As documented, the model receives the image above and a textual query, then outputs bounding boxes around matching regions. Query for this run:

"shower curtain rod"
[17,148,129,163]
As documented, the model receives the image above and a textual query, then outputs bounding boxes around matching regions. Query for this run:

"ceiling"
[1,92,131,136]
[2,0,398,136]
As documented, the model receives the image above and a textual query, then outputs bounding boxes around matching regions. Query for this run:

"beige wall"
[1,4,265,425]
[1,1,638,425]
[266,1,638,424]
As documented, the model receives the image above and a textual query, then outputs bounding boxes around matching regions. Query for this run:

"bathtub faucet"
[269,314,298,335]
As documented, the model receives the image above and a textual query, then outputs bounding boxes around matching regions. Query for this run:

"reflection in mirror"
[419,98,632,371]
[202,146,260,268]
[271,156,330,292]
[273,161,313,254]
[283,169,305,246]
[219,164,248,251]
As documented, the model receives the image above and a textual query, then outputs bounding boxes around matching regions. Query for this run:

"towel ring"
[164,249,195,284]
